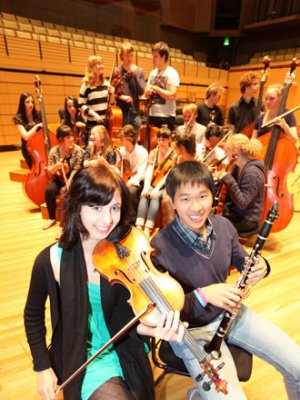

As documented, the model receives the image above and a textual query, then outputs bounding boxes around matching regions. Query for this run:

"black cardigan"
[24,243,154,400]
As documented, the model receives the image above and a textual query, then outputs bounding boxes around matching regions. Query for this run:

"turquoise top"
[54,243,123,400]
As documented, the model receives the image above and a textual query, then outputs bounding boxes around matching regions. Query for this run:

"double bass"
[259,59,298,232]
[23,76,57,205]
[242,56,271,138]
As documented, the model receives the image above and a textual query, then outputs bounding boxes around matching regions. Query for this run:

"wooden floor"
[1,150,300,400]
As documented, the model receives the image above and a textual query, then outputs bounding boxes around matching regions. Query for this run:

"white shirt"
[120,144,148,186]
[148,66,180,117]
[205,146,227,165]
[177,122,206,144]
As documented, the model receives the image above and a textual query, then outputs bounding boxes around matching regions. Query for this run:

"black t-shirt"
[229,97,264,133]
[196,102,223,126]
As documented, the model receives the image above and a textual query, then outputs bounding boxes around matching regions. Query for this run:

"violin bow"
[202,129,232,164]
[261,104,300,128]
[56,303,154,395]
[183,108,197,135]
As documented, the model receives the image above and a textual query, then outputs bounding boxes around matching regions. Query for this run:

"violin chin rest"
[107,224,132,243]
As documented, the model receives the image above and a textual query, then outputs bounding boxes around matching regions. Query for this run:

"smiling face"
[93,61,104,78]
[170,182,213,234]
[80,190,121,243]
[60,134,74,150]
[90,129,105,147]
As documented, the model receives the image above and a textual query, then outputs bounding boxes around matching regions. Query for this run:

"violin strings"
[118,238,213,366]
[138,271,208,363]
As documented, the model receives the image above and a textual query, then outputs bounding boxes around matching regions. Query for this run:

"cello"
[242,56,271,138]
[259,59,298,232]
[23,76,57,206]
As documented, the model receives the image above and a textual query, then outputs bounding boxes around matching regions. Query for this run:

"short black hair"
[205,123,224,140]
[166,161,215,201]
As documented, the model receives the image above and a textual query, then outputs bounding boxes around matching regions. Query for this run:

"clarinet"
[204,200,279,358]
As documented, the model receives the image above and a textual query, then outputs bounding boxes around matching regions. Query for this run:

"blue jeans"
[136,188,164,229]
[122,112,141,132]
[171,305,300,399]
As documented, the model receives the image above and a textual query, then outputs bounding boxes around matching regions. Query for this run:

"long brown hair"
[59,166,132,249]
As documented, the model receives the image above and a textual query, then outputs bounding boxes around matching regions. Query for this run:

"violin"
[116,157,133,183]
[92,226,228,394]
[111,69,134,96]
[23,76,57,205]
[151,148,174,187]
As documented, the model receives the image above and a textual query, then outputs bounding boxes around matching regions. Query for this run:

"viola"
[93,226,228,394]
[258,59,298,232]
[116,158,133,183]
[23,76,57,205]
[106,105,123,140]
[241,55,271,138]
[151,149,174,187]
[111,69,134,96]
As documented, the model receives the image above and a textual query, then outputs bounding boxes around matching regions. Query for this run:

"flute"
[204,201,279,358]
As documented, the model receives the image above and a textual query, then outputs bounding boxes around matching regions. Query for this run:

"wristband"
[193,287,207,308]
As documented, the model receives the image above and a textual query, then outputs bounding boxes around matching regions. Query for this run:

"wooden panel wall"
[0,32,229,147]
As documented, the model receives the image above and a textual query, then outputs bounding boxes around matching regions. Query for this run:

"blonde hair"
[205,83,223,99]
[266,83,283,98]
[82,55,104,87]
[225,134,262,159]
[183,103,197,114]
[120,42,134,59]
[90,125,113,156]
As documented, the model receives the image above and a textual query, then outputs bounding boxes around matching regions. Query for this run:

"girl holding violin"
[24,165,184,400]
[252,83,298,143]
[113,42,145,132]
[13,92,43,168]
[43,125,83,230]
[62,96,86,146]
[220,134,265,234]
[135,126,175,237]
[83,125,119,170]
[79,56,115,146]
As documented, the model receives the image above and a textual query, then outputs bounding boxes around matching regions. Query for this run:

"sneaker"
[187,387,202,400]
[42,219,56,230]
